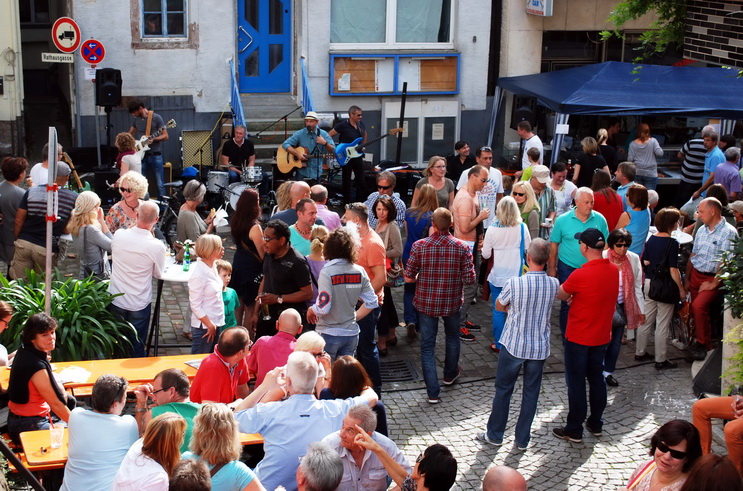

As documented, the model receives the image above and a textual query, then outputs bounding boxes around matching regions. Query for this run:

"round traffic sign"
[81,39,106,65]
[52,17,82,54]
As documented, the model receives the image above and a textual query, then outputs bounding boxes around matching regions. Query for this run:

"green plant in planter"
[0,270,135,361]
[720,234,743,388]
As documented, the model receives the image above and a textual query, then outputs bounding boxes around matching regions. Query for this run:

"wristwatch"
[277,295,284,304]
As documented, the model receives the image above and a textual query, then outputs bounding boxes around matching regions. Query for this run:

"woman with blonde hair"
[188,234,225,353]
[511,181,540,240]
[115,132,141,176]
[113,412,186,490]
[69,191,112,279]
[628,122,663,190]
[572,136,609,188]
[182,403,264,491]
[596,128,617,173]
[273,180,294,215]
[106,171,149,233]
[481,197,530,352]
[412,155,455,208]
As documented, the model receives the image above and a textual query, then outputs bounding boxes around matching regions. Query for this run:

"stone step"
[240,93,304,122]
[244,119,306,133]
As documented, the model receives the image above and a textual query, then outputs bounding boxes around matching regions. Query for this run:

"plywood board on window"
[333,58,376,93]
[419,58,457,92]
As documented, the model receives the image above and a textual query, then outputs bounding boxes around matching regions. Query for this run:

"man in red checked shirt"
[404,207,476,404]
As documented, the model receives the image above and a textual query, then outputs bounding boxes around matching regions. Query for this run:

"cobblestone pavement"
[53,232,725,490]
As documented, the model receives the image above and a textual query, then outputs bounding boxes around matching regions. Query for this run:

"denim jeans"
[356,306,382,394]
[321,333,359,361]
[557,260,577,338]
[635,175,658,191]
[142,153,166,198]
[191,325,220,354]
[603,303,625,374]
[108,303,152,357]
[403,281,418,326]
[419,311,461,399]
[486,347,545,447]
[8,395,76,444]
[564,339,609,436]
[489,283,506,349]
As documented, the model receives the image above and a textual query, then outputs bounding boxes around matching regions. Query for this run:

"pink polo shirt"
[246,331,297,386]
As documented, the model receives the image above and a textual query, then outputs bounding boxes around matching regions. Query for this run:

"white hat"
[532,165,550,184]
[304,111,319,121]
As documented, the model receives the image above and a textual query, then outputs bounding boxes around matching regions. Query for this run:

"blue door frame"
[237,0,292,93]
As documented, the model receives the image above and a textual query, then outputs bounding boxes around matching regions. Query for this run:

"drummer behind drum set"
[219,124,270,197]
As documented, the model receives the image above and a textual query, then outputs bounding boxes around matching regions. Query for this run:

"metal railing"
[229,59,246,127]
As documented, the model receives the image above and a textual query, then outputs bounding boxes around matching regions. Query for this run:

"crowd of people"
[1,110,743,489]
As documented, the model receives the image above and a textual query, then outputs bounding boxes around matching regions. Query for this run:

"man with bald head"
[482,465,527,491]
[311,184,341,230]
[248,308,302,385]
[108,200,166,357]
[685,197,738,360]
[272,181,326,227]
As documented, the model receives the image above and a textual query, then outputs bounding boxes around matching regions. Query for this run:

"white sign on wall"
[42,52,74,63]
[526,0,553,16]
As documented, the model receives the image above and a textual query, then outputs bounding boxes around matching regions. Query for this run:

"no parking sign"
[81,39,106,65]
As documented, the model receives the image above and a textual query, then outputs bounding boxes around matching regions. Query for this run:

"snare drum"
[226,183,249,210]
[242,166,263,184]
[206,171,229,193]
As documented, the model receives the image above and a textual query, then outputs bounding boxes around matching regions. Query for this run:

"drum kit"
[205,166,263,210]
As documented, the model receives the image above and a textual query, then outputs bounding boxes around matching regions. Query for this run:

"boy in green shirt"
[216,260,240,328]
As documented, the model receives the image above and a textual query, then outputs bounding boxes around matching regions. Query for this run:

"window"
[330,0,452,48]
[20,0,51,24]
[142,0,186,37]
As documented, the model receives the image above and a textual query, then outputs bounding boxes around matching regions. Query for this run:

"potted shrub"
[0,271,136,361]
[720,234,743,394]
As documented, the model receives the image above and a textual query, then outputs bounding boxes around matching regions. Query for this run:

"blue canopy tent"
[490,62,743,163]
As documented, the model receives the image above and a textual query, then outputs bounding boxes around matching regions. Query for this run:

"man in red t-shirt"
[553,228,618,443]
[190,326,251,405]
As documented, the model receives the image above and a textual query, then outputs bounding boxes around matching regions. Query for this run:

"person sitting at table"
[177,180,215,246]
[247,308,302,387]
[188,234,226,354]
[106,171,149,234]
[182,403,264,491]
[7,313,77,444]
[113,412,186,491]
[61,374,139,491]
[169,459,211,491]
[133,368,200,453]
[190,326,251,405]
[0,301,17,367]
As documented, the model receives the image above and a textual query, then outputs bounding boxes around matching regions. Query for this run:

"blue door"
[237,0,291,93]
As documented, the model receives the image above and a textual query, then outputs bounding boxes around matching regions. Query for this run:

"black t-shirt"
[262,246,312,315]
[599,145,617,174]
[575,153,607,188]
[332,120,365,144]
[446,154,476,183]
[641,235,679,280]
[221,139,255,167]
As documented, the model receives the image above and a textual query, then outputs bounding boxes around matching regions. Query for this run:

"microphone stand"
[253,106,303,140]
[192,112,224,178]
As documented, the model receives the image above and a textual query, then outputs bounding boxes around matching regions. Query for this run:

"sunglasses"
[512,192,525,197]
[118,187,133,193]
[657,441,687,460]
[614,243,631,248]
[480,146,492,152]
[479,178,488,183]
[416,453,424,464]
[378,185,393,190]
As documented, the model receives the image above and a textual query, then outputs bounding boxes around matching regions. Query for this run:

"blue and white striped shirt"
[497,271,559,360]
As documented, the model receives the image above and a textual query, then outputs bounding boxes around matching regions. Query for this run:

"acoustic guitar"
[334,128,403,166]
[275,146,335,174]
[135,119,177,159]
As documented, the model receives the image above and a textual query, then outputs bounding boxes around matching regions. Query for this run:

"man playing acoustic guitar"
[280,111,335,183]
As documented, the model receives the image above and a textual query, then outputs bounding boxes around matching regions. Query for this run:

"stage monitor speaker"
[181,130,214,169]
[692,347,722,398]
[510,95,537,130]
[95,68,122,107]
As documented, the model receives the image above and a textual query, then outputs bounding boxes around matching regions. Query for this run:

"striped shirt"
[497,271,559,360]
[405,232,476,317]
[680,139,706,184]
[690,218,738,274]
[17,185,77,251]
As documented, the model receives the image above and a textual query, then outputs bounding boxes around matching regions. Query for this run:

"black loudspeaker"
[95,68,122,107]
[510,95,537,130]
[692,347,722,397]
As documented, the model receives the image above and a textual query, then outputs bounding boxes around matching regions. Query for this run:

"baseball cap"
[56,162,71,177]
[730,200,743,215]
[574,228,605,249]
[532,165,550,184]
[304,111,319,121]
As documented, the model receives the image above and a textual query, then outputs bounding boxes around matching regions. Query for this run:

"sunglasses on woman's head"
[657,441,686,460]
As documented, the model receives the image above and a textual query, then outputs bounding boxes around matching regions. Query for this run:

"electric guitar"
[135,119,177,159]
[275,146,335,174]
[335,128,404,166]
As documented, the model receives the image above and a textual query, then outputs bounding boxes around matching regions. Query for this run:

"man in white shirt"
[28,143,63,187]
[517,121,543,169]
[456,147,504,229]
[108,201,166,357]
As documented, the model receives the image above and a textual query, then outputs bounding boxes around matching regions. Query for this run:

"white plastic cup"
[50,426,64,449]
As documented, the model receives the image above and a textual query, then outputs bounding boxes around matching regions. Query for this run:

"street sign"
[51,17,82,53]
[81,39,106,64]
[42,52,74,64]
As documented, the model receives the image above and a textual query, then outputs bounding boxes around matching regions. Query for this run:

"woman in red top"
[591,170,624,230]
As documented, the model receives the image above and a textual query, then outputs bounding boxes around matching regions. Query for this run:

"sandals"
[489,343,500,353]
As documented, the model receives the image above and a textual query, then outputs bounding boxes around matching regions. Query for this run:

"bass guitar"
[275,146,335,174]
[135,119,177,159]
[335,128,403,166]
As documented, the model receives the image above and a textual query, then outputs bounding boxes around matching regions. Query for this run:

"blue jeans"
[191,325,220,354]
[321,333,359,361]
[486,347,545,447]
[563,339,608,437]
[489,283,506,349]
[557,260,577,338]
[356,307,382,394]
[603,303,625,374]
[108,303,151,357]
[419,311,461,399]
[635,175,658,191]
[142,153,166,198]
[8,394,76,444]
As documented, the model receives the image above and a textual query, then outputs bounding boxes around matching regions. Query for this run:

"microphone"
[251,134,261,140]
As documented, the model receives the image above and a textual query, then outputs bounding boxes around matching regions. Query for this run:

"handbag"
[647,239,680,304]
[382,226,404,288]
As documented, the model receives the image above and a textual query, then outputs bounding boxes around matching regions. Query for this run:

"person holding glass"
[69,191,113,280]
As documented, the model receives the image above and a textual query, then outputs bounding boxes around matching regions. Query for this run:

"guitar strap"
[145,110,154,137]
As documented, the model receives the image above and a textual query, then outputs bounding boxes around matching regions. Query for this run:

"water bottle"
[183,244,191,271]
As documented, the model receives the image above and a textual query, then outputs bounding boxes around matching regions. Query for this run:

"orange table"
[1,353,209,392]
[19,428,68,467]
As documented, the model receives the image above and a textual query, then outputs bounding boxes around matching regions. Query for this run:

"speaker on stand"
[95,68,123,165]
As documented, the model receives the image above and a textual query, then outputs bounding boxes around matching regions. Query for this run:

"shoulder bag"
[382,227,404,288]
[647,239,680,304]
